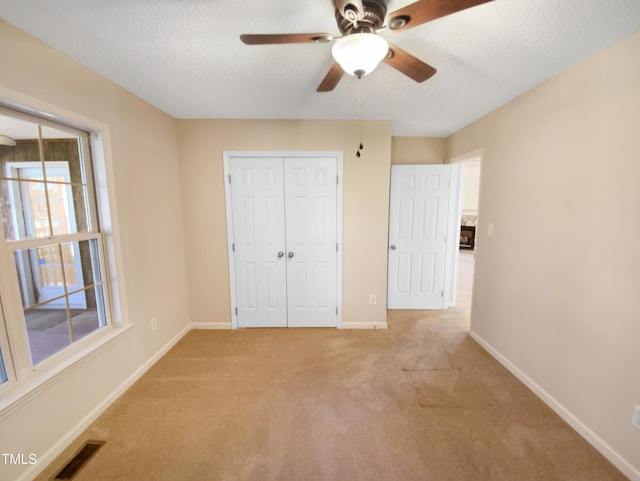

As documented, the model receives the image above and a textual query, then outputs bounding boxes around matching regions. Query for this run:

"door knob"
[288,252,294,258]
[277,251,284,258]
[390,245,396,250]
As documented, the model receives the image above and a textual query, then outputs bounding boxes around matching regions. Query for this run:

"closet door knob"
[277,251,284,258]
[288,252,294,258]
[390,245,396,250]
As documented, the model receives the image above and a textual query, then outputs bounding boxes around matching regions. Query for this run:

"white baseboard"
[191,322,391,331]
[190,322,231,330]
[470,330,640,481]
[18,324,191,481]
[341,321,388,330]
[193,322,392,330]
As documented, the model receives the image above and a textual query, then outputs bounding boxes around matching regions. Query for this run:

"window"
[0,105,113,384]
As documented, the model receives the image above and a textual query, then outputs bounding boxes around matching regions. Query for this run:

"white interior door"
[228,154,339,328]
[388,165,451,309]
[284,157,338,327]
[230,158,287,328]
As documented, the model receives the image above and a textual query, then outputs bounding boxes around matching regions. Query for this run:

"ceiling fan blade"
[317,63,345,92]
[240,33,333,45]
[386,0,493,32]
[334,0,365,22]
[384,45,437,83]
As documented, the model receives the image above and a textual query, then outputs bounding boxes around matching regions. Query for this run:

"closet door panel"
[284,157,338,327]
[230,157,287,327]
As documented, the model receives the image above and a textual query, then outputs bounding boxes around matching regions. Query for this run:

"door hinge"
[336,175,339,185]
[336,307,338,315]
[232,243,235,252]
[336,243,339,252]
[228,174,231,184]
[441,291,444,297]
[235,307,238,315]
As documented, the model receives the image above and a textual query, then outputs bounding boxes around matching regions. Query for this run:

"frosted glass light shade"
[332,33,389,77]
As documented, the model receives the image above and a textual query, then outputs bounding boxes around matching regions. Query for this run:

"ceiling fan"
[241,0,493,92]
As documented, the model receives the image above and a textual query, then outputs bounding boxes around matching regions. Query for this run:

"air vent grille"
[54,441,105,480]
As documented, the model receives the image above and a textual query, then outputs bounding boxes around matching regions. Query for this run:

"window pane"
[72,285,107,342]
[42,127,83,182]
[24,301,72,365]
[2,122,90,240]
[2,178,51,240]
[62,239,100,298]
[0,348,7,384]
[15,245,68,308]
[16,239,108,365]
[67,240,108,339]
[46,179,79,236]
[42,127,90,234]
[1,113,43,240]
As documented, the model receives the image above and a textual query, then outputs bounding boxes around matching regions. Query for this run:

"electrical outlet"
[150,317,158,332]
[487,223,494,237]
[369,294,377,305]
[632,405,640,431]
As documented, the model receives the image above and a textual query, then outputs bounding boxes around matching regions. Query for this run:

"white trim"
[341,321,388,330]
[0,326,132,418]
[16,323,191,481]
[336,154,344,329]
[443,164,462,308]
[470,330,640,481]
[189,322,389,330]
[447,148,484,165]
[190,322,232,330]
[223,151,344,330]
[222,153,237,329]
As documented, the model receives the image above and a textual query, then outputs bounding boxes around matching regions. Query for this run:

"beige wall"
[461,163,481,214]
[177,119,392,329]
[390,136,445,164]
[448,30,640,477]
[0,20,191,481]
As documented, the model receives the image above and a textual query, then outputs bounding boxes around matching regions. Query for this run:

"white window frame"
[0,99,129,411]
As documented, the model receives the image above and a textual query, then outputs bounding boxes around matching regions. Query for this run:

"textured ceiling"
[1,0,640,136]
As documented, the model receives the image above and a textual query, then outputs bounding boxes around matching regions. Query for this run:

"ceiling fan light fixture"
[388,16,409,30]
[331,33,389,77]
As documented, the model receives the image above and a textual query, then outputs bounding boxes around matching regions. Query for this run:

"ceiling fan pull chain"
[356,77,364,157]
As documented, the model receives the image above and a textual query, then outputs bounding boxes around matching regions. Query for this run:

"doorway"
[451,150,482,321]
[224,152,343,329]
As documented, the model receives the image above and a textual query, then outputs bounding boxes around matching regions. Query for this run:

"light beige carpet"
[33,251,626,480]
[34,322,625,480]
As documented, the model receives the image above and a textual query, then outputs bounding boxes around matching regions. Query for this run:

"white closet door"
[284,157,338,327]
[230,158,287,327]
[388,165,451,309]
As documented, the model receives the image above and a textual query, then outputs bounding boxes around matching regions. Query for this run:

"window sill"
[0,324,132,420]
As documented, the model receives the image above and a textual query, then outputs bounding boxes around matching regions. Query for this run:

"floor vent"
[53,441,105,480]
